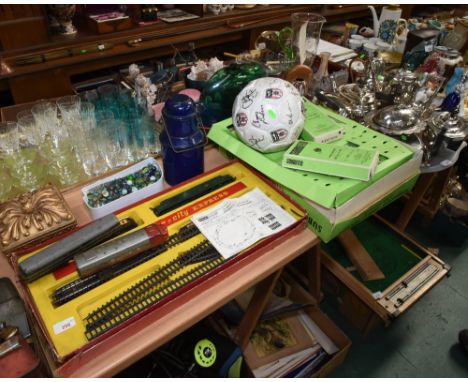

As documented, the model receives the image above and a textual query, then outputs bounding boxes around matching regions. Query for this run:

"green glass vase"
[200,62,267,127]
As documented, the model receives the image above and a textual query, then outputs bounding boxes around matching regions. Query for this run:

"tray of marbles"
[82,158,164,220]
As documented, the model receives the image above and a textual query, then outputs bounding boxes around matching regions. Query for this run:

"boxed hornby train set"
[11,161,308,363]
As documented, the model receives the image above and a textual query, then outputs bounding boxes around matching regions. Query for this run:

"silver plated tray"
[364,107,426,136]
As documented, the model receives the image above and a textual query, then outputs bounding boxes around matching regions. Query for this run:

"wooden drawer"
[320,215,450,333]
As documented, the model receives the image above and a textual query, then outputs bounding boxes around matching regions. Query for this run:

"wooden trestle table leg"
[308,244,321,302]
[338,229,385,281]
[395,172,437,230]
[235,242,322,350]
[235,268,283,350]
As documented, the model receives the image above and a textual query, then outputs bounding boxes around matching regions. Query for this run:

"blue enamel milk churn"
[160,94,206,186]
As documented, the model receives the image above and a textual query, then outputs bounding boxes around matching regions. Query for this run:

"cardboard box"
[283,272,351,377]
[208,99,421,242]
[13,161,307,363]
[278,152,422,242]
[208,100,415,209]
[301,101,344,143]
[232,271,351,378]
[282,140,379,181]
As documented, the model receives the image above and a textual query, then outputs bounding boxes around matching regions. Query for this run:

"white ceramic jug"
[369,5,407,44]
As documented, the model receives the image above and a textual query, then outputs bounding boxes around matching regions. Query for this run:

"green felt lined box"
[283,140,379,181]
[320,214,450,333]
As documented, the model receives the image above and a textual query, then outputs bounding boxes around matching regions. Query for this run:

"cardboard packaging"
[283,140,379,181]
[239,272,351,378]
[283,272,351,377]
[301,101,344,143]
[208,98,415,209]
[208,100,419,241]
[279,152,421,242]
[13,161,307,363]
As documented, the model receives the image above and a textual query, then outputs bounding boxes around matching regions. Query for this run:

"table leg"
[308,244,321,302]
[337,230,385,281]
[395,172,437,230]
[235,268,283,350]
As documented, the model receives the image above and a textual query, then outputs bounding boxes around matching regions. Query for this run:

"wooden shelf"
[2,5,310,60]
[1,4,375,104]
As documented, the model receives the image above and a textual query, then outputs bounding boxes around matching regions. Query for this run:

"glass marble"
[86,164,162,208]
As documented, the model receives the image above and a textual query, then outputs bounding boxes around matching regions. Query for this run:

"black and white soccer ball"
[232,77,305,153]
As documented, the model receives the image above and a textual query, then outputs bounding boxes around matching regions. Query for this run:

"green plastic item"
[200,62,267,127]
[194,338,217,368]
[208,98,416,209]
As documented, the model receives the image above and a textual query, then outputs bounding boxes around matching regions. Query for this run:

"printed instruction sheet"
[191,188,296,259]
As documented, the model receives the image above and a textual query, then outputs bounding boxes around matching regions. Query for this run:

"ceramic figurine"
[207,4,221,15]
[134,73,158,113]
[444,67,464,95]
[440,74,467,113]
[47,5,77,36]
[128,64,140,81]
[416,52,440,74]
